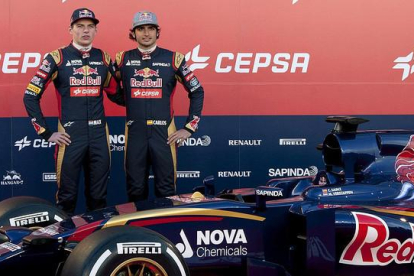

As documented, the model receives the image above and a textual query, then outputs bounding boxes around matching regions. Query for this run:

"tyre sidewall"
[0,196,68,228]
[62,226,188,276]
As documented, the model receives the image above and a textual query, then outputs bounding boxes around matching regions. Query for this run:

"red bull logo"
[79,9,93,18]
[340,212,414,266]
[396,135,414,183]
[69,76,101,86]
[73,66,99,76]
[139,12,153,22]
[189,116,200,131]
[133,68,159,78]
[130,78,162,88]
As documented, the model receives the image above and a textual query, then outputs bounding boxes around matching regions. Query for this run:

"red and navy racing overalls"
[23,43,120,215]
[115,47,204,201]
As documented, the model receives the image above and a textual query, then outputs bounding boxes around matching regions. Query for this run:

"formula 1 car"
[1,116,414,276]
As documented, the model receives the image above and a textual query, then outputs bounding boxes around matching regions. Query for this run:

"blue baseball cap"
[132,11,159,29]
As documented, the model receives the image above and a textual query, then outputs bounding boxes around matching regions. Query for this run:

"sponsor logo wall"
[2,1,414,212]
[2,116,414,214]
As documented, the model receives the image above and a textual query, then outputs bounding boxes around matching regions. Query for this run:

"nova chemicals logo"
[109,134,125,152]
[176,229,248,258]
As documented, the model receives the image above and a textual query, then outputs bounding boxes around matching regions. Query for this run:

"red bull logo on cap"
[139,12,153,22]
[79,9,93,18]
[133,68,159,78]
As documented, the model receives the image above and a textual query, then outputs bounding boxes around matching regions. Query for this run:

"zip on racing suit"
[23,43,121,215]
[115,47,204,201]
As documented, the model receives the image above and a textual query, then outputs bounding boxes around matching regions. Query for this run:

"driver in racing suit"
[114,11,204,201]
[23,8,121,215]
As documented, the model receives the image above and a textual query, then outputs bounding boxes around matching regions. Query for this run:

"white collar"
[72,42,92,52]
[138,45,157,53]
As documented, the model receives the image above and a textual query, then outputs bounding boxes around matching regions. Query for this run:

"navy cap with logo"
[132,11,159,29]
[70,8,99,25]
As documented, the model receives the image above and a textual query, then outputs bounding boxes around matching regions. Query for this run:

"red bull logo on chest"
[133,68,159,78]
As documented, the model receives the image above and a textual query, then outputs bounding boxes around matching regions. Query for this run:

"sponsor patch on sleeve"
[27,84,41,94]
[103,51,111,66]
[116,51,125,67]
[174,52,185,70]
[185,115,200,132]
[50,49,61,65]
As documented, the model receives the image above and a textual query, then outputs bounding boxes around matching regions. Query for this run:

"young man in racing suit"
[23,8,121,216]
[114,11,204,201]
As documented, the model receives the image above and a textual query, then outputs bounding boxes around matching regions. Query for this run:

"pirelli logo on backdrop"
[279,138,306,146]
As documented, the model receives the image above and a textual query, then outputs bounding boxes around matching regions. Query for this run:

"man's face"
[70,19,97,47]
[134,25,157,49]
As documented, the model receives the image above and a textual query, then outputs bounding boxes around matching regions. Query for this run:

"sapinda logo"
[182,135,211,147]
[185,44,310,74]
[268,166,318,177]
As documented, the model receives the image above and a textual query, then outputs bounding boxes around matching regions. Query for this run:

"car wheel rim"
[110,257,168,276]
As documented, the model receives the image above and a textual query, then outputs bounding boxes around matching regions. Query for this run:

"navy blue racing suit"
[115,47,204,201]
[23,43,120,215]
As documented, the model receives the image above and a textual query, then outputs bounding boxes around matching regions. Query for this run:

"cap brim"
[71,18,99,25]
[132,22,158,29]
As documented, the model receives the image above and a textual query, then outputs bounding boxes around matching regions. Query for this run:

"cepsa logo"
[1,45,310,75]
[14,136,55,151]
[393,51,414,81]
[185,45,310,74]
[0,53,44,73]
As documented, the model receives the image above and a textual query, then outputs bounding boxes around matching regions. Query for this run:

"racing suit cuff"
[184,126,195,134]
[40,129,53,141]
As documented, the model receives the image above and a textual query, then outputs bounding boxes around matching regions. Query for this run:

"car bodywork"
[1,116,414,275]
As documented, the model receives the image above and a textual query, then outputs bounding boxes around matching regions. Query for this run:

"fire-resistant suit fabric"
[115,47,204,201]
[23,43,119,215]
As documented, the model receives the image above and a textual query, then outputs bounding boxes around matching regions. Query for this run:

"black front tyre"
[0,196,69,228]
[61,225,189,276]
